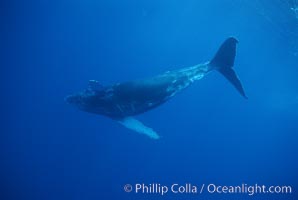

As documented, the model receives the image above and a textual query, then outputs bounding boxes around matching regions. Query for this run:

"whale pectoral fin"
[118,117,160,140]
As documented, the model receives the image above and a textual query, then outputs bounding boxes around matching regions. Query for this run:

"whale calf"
[65,37,247,139]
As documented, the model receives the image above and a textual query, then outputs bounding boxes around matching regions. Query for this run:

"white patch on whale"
[118,117,160,139]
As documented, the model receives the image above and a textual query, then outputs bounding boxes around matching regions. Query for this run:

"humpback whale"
[65,37,247,139]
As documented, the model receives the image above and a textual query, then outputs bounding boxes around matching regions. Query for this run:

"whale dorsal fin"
[118,117,160,139]
[88,80,104,91]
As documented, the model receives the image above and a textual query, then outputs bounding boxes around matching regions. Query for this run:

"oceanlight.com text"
[123,183,292,196]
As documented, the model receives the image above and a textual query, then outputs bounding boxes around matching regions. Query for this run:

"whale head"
[65,91,89,111]
[65,86,117,118]
[65,93,81,105]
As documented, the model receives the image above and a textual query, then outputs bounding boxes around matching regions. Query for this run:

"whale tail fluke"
[209,37,247,99]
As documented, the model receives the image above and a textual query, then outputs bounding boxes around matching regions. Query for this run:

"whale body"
[66,37,247,139]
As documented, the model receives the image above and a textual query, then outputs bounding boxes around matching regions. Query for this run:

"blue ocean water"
[1,0,298,199]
